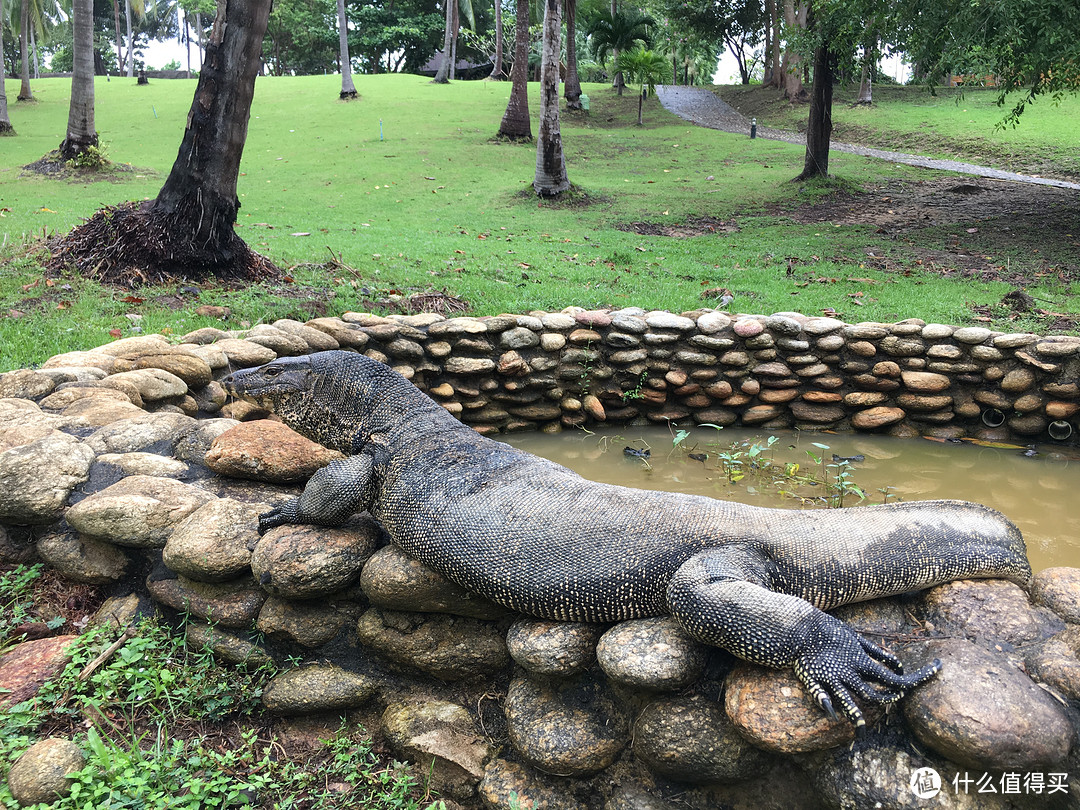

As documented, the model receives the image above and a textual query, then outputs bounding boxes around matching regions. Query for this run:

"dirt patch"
[616,216,740,237]
[22,152,153,183]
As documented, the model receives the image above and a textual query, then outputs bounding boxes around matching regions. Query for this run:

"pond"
[504,426,1080,573]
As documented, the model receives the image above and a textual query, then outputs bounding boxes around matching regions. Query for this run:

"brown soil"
[616,216,739,237]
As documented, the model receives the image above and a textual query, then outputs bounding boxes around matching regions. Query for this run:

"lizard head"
[222,355,317,417]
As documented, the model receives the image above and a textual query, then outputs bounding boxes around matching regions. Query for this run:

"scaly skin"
[223,350,1032,727]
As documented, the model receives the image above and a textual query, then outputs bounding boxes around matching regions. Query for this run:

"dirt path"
[655,85,1080,191]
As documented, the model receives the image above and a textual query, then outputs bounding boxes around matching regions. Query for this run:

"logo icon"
[910,767,942,799]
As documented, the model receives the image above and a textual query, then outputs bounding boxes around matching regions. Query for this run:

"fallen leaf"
[109,328,123,338]
[290,232,311,237]
[120,295,144,303]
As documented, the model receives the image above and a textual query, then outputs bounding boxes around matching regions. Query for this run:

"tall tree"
[0,0,13,134]
[432,0,454,81]
[489,0,503,78]
[795,35,834,180]
[564,0,581,108]
[534,0,567,195]
[59,0,96,159]
[50,0,277,283]
[17,0,31,99]
[780,0,806,100]
[336,0,357,97]
[496,0,530,138]
[662,0,763,86]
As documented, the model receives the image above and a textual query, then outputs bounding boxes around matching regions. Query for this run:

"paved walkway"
[655,84,1080,191]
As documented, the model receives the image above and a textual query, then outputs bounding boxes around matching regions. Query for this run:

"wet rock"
[262,663,376,715]
[917,579,1055,648]
[251,517,381,599]
[809,738,996,810]
[0,635,79,709]
[66,475,214,548]
[0,431,95,523]
[36,524,129,584]
[359,545,507,619]
[256,595,352,647]
[146,574,266,628]
[356,608,510,680]
[633,695,771,783]
[185,623,272,668]
[903,639,1072,770]
[0,525,37,565]
[851,406,906,430]
[596,617,706,691]
[163,498,262,582]
[204,420,345,483]
[7,737,85,806]
[85,411,197,454]
[1025,626,1080,701]
[505,675,628,776]
[91,593,144,630]
[506,620,601,676]
[382,700,492,798]
[1030,566,1080,624]
[724,665,857,753]
[478,759,588,810]
[173,417,240,463]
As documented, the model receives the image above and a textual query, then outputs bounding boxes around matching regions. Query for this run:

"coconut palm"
[0,0,13,134]
[433,0,474,83]
[615,46,670,124]
[496,0,530,138]
[533,0,567,196]
[563,0,581,109]
[59,0,96,159]
[17,0,32,99]
[336,0,356,98]
[586,7,652,95]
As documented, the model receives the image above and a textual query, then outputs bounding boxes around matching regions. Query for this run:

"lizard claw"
[258,504,294,535]
[794,613,942,726]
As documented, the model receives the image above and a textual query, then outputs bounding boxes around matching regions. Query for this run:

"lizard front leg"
[666,548,939,727]
[259,454,376,534]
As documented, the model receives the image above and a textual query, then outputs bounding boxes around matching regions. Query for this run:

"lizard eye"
[262,365,282,377]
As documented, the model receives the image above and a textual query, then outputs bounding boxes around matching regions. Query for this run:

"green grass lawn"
[717,83,1080,179]
[1,74,1077,371]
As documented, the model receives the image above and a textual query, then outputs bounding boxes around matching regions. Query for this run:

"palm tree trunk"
[496,0,531,139]
[609,0,623,93]
[31,25,39,78]
[125,0,134,77]
[490,0,504,79]
[795,42,834,181]
[18,0,32,100]
[781,0,805,100]
[433,0,453,83]
[112,0,124,75]
[564,0,581,109]
[534,0,568,196]
[337,0,357,98]
[60,0,97,158]
[195,12,204,69]
[450,0,459,80]
[0,0,14,134]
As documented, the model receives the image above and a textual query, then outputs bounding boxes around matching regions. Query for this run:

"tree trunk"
[769,0,782,88]
[125,0,134,77]
[534,0,568,196]
[450,0,458,80]
[564,0,582,109]
[856,29,875,105]
[60,0,97,158]
[780,0,805,100]
[337,0,357,98]
[497,0,531,139]
[0,0,13,134]
[795,42,834,181]
[433,0,453,83]
[17,0,31,100]
[183,11,192,77]
[762,0,774,87]
[490,0,504,79]
[50,0,277,283]
[610,0,623,93]
[195,12,204,69]
[637,86,643,125]
[112,0,124,76]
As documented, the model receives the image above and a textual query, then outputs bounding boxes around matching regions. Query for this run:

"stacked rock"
[1,311,1079,809]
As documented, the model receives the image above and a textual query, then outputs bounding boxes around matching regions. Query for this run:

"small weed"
[65,143,110,171]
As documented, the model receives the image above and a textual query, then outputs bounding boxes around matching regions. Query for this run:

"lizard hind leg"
[258,454,377,534]
[665,548,940,727]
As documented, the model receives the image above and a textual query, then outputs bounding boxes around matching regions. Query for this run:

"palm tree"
[615,46,670,124]
[563,0,581,109]
[496,0,530,138]
[59,0,97,159]
[587,8,652,95]
[533,0,567,196]
[0,0,13,134]
[17,0,32,99]
[433,0,474,83]
[336,0,356,98]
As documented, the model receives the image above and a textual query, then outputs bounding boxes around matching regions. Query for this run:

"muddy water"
[503,426,1080,573]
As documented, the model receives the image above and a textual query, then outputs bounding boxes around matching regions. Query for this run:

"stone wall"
[1,310,1079,809]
